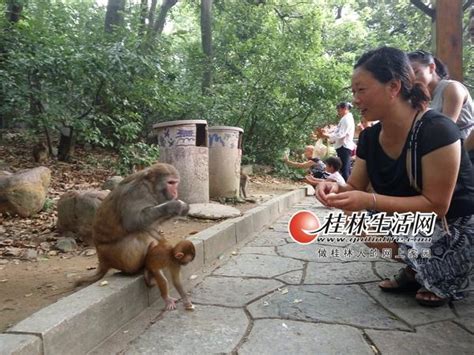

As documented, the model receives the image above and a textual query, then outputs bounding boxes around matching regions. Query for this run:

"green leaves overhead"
[1,0,472,167]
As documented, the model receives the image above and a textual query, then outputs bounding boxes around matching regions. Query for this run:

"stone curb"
[1,187,309,355]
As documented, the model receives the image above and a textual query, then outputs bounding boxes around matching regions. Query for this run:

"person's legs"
[336,147,351,181]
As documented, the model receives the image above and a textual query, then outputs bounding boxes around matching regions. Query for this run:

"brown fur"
[144,240,196,310]
[75,163,190,292]
[33,142,48,163]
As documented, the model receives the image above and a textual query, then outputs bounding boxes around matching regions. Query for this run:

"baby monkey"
[145,239,196,310]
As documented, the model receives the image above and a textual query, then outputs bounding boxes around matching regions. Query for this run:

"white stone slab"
[248,284,409,330]
[364,282,455,326]
[188,203,241,219]
[124,305,248,354]
[305,262,379,284]
[239,319,373,355]
[367,321,473,354]
[275,270,304,285]
[213,254,304,278]
[191,276,283,307]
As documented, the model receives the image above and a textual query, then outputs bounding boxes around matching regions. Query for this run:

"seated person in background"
[305,156,345,186]
[283,145,326,178]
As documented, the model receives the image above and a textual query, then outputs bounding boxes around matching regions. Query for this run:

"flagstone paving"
[121,197,473,354]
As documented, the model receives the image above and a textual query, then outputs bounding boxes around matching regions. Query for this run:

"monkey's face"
[174,244,195,266]
[178,253,195,266]
[165,175,180,200]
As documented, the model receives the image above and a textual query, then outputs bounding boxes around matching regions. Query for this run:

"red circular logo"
[288,210,320,244]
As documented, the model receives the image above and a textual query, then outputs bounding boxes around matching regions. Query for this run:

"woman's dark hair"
[337,102,352,110]
[355,46,430,110]
[407,50,449,79]
[324,156,342,172]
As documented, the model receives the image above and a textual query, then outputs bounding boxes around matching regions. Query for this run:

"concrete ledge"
[7,275,150,355]
[1,187,306,355]
[191,219,237,264]
[0,334,42,355]
[234,214,255,243]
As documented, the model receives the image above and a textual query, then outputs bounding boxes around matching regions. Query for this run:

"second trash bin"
[208,126,244,199]
[153,120,209,204]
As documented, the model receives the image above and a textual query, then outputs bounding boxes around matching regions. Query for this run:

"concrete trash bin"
[153,120,209,204]
[208,126,244,198]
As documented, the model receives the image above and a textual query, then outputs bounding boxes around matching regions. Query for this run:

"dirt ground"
[0,137,301,331]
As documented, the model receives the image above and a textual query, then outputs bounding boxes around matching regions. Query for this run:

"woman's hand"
[314,181,339,206]
[325,191,372,211]
[305,175,321,186]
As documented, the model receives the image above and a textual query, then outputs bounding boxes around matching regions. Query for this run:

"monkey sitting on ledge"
[75,163,195,310]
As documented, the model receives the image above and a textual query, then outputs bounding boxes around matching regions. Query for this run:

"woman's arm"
[305,175,324,186]
[284,158,315,169]
[326,141,461,216]
[330,117,349,140]
[442,82,467,123]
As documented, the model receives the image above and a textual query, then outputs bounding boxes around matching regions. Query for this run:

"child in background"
[305,156,345,186]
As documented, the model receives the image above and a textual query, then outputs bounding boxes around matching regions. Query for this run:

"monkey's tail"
[74,265,109,288]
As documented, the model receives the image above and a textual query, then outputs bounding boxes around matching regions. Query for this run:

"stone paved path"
[120,198,473,354]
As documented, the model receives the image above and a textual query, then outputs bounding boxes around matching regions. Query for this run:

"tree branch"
[463,0,473,12]
[151,0,178,37]
[410,0,435,19]
[148,0,158,29]
[74,80,105,121]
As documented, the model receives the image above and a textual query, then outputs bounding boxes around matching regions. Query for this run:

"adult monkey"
[94,162,188,244]
[75,163,190,291]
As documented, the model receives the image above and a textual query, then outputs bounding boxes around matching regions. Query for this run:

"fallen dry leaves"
[0,131,116,262]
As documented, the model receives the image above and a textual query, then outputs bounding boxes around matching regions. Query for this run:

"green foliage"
[1,0,472,168]
[273,160,306,181]
[117,142,160,175]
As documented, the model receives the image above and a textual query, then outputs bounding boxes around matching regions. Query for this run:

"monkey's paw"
[166,199,189,217]
[165,297,178,310]
[177,200,189,216]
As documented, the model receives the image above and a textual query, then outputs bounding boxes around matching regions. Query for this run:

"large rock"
[56,190,109,244]
[0,167,51,217]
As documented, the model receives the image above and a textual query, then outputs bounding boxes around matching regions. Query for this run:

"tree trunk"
[151,0,178,37]
[1,1,24,129]
[148,0,158,30]
[6,0,23,23]
[201,0,213,95]
[138,0,149,36]
[58,126,76,162]
[104,0,126,32]
[435,0,463,81]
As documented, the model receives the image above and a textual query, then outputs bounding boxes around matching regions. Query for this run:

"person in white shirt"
[305,156,345,186]
[322,102,356,180]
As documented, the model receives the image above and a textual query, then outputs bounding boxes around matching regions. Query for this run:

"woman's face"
[336,107,346,118]
[410,60,434,87]
[351,67,390,122]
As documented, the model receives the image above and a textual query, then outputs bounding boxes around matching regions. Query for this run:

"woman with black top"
[315,47,474,307]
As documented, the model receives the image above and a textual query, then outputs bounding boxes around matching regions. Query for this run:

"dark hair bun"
[337,102,352,110]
